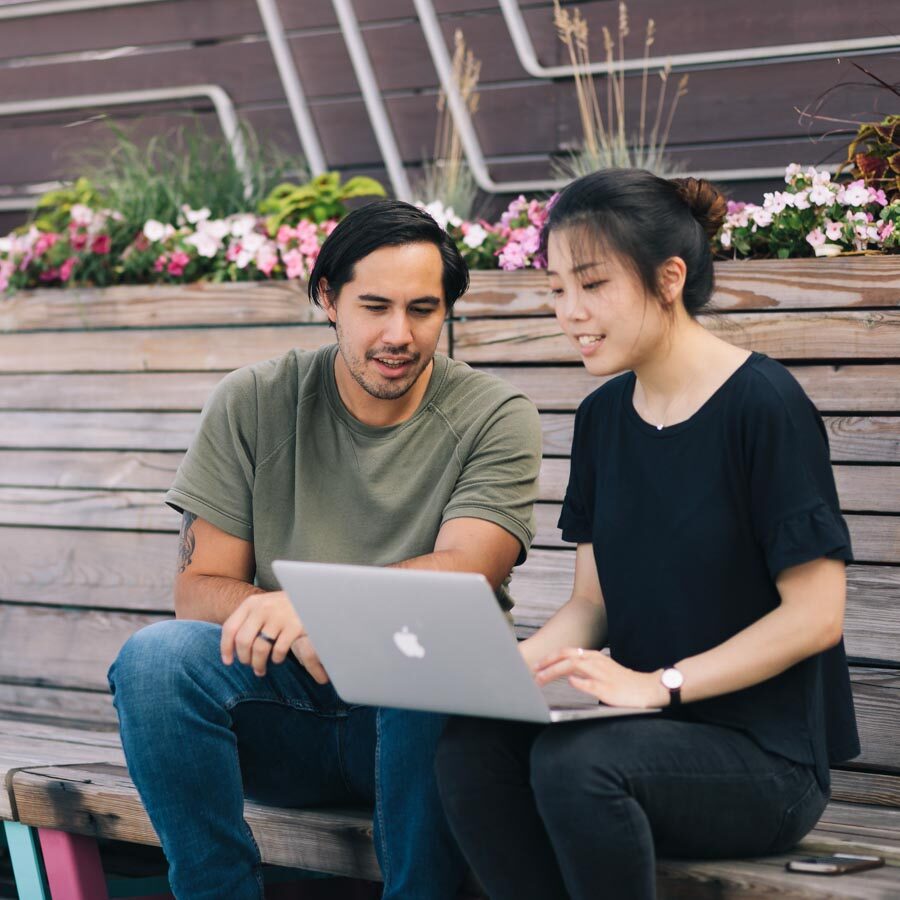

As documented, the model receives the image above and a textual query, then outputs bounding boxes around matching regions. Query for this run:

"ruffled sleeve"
[745,364,853,579]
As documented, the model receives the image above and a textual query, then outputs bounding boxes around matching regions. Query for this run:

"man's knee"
[108,619,221,706]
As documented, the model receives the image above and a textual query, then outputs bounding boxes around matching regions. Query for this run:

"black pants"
[435,716,828,900]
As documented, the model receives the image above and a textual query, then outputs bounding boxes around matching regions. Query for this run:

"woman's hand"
[220,590,329,682]
[533,647,667,709]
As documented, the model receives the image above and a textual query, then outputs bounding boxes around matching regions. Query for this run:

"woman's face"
[547,228,672,377]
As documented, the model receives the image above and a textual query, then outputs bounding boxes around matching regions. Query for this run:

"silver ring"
[256,630,276,645]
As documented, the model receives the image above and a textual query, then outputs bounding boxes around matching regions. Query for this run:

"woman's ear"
[658,257,687,307]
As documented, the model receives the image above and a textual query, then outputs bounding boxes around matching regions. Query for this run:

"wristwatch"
[661,667,684,708]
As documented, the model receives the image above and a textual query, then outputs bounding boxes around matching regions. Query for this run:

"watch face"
[662,668,684,690]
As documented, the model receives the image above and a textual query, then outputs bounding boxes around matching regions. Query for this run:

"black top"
[558,352,860,787]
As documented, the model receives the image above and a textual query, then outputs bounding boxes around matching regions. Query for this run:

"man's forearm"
[391,549,507,591]
[175,574,265,624]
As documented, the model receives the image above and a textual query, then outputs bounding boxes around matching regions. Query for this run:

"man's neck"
[333,355,435,428]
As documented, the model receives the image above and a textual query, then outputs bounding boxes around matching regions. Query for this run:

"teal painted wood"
[3,822,49,900]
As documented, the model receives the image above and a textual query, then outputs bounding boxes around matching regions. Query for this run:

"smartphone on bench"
[785,853,885,875]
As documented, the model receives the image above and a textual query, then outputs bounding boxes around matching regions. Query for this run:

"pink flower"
[70,231,88,252]
[726,200,746,214]
[323,219,339,236]
[276,225,295,246]
[282,248,306,280]
[39,267,60,282]
[34,233,59,256]
[497,241,527,271]
[880,221,895,241]
[59,257,77,282]
[154,255,167,273]
[299,236,320,256]
[824,220,843,242]
[0,259,14,292]
[91,234,111,255]
[167,251,190,277]
[226,242,242,262]
[805,228,826,249]
[868,187,888,207]
[518,225,541,255]
[255,243,278,276]
[527,199,548,229]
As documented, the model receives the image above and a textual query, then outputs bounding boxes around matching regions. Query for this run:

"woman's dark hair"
[540,169,728,316]
[308,199,469,315]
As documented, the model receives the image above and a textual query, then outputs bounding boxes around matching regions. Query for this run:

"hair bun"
[672,177,727,239]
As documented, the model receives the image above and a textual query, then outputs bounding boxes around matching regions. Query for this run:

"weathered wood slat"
[0,281,322,333]
[0,372,225,411]
[0,488,174,530]
[473,365,900,414]
[0,684,116,730]
[458,257,900,317]
[11,763,381,878]
[0,450,181,490]
[454,312,900,363]
[511,550,900,668]
[534,504,900,564]
[831,771,900,808]
[0,527,176,609]
[538,459,900,511]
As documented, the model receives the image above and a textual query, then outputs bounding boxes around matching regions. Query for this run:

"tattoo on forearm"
[178,512,198,573]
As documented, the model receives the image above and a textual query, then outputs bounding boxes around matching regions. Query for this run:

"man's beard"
[335,325,426,401]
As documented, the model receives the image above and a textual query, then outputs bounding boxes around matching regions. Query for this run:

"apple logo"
[393,626,425,659]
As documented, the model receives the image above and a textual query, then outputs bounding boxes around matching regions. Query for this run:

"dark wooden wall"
[0,0,897,232]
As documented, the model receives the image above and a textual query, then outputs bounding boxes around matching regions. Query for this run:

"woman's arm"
[534,556,846,708]
[519,543,608,669]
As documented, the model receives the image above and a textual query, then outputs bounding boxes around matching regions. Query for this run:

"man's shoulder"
[437,355,533,411]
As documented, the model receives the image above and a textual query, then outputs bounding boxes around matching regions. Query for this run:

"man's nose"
[382,312,414,346]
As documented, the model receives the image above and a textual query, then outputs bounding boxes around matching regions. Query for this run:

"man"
[108,200,542,900]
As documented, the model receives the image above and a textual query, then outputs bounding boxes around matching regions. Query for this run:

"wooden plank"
[830,770,900,808]
[0,606,167,692]
[0,736,124,821]
[473,365,900,413]
[0,413,199,450]
[0,450,180,490]
[0,282,323,333]
[0,488,174,530]
[511,551,900,668]
[538,414,900,462]
[0,684,116,730]
[538,459,900,511]
[534,504,900,565]
[0,527,177,610]
[0,372,225,411]
[11,763,382,879]
[0,326,448,373]
[0,326,336,373]
[458,258,900,317]
[454,312,900,364]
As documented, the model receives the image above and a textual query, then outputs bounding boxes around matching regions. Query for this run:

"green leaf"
[339,176,387,199]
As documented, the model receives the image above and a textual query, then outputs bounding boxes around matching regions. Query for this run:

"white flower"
[750,208,773,228]
[792,191,811,210]
[719,228,732,249]
[763,191,792,214]
[229,214,258,238]
[462,223,488,249]
[70,204,94,227]
[200,219,231,242]
[185,231,220,258]
[824,220,843,241]
[838,181,869,207]
[420,201,461,231]
[784,163,802,183]
[241,232,266,255]
[814,243,843,257]
[808,184,835,206]
[182,205,211,225]
[805,228,826,248]
[812,170,832,187]
[143,219,174,243]
[0,236,10,254]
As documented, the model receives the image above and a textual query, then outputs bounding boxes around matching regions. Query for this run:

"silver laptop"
[273,560,660,724]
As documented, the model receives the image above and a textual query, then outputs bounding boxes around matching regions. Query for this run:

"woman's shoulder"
[736,354,817,420]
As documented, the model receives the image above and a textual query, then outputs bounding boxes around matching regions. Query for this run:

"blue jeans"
[108,620,466,900]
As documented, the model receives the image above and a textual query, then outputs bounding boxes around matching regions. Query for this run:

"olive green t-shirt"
[165,344,542,611]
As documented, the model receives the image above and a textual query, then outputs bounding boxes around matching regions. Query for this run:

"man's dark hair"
[308,199,469,315]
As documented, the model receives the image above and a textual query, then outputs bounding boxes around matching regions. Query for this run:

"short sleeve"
[441,395,542,564]
[745,368,852,579]
[165,368,257,541]
[557,400,595,543]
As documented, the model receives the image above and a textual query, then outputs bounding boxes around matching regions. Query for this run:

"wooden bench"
[0,258,898,897]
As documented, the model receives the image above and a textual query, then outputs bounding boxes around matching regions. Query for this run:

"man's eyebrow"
[357,293,442,305]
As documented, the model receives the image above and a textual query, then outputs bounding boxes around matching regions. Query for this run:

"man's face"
[323,242,447,402]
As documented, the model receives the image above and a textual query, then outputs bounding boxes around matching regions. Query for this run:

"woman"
[434,170,859,900]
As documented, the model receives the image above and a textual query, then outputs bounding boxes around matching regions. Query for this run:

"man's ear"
[318,277,337,324]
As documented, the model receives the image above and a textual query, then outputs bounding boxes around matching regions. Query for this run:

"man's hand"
[220,590,329,683]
